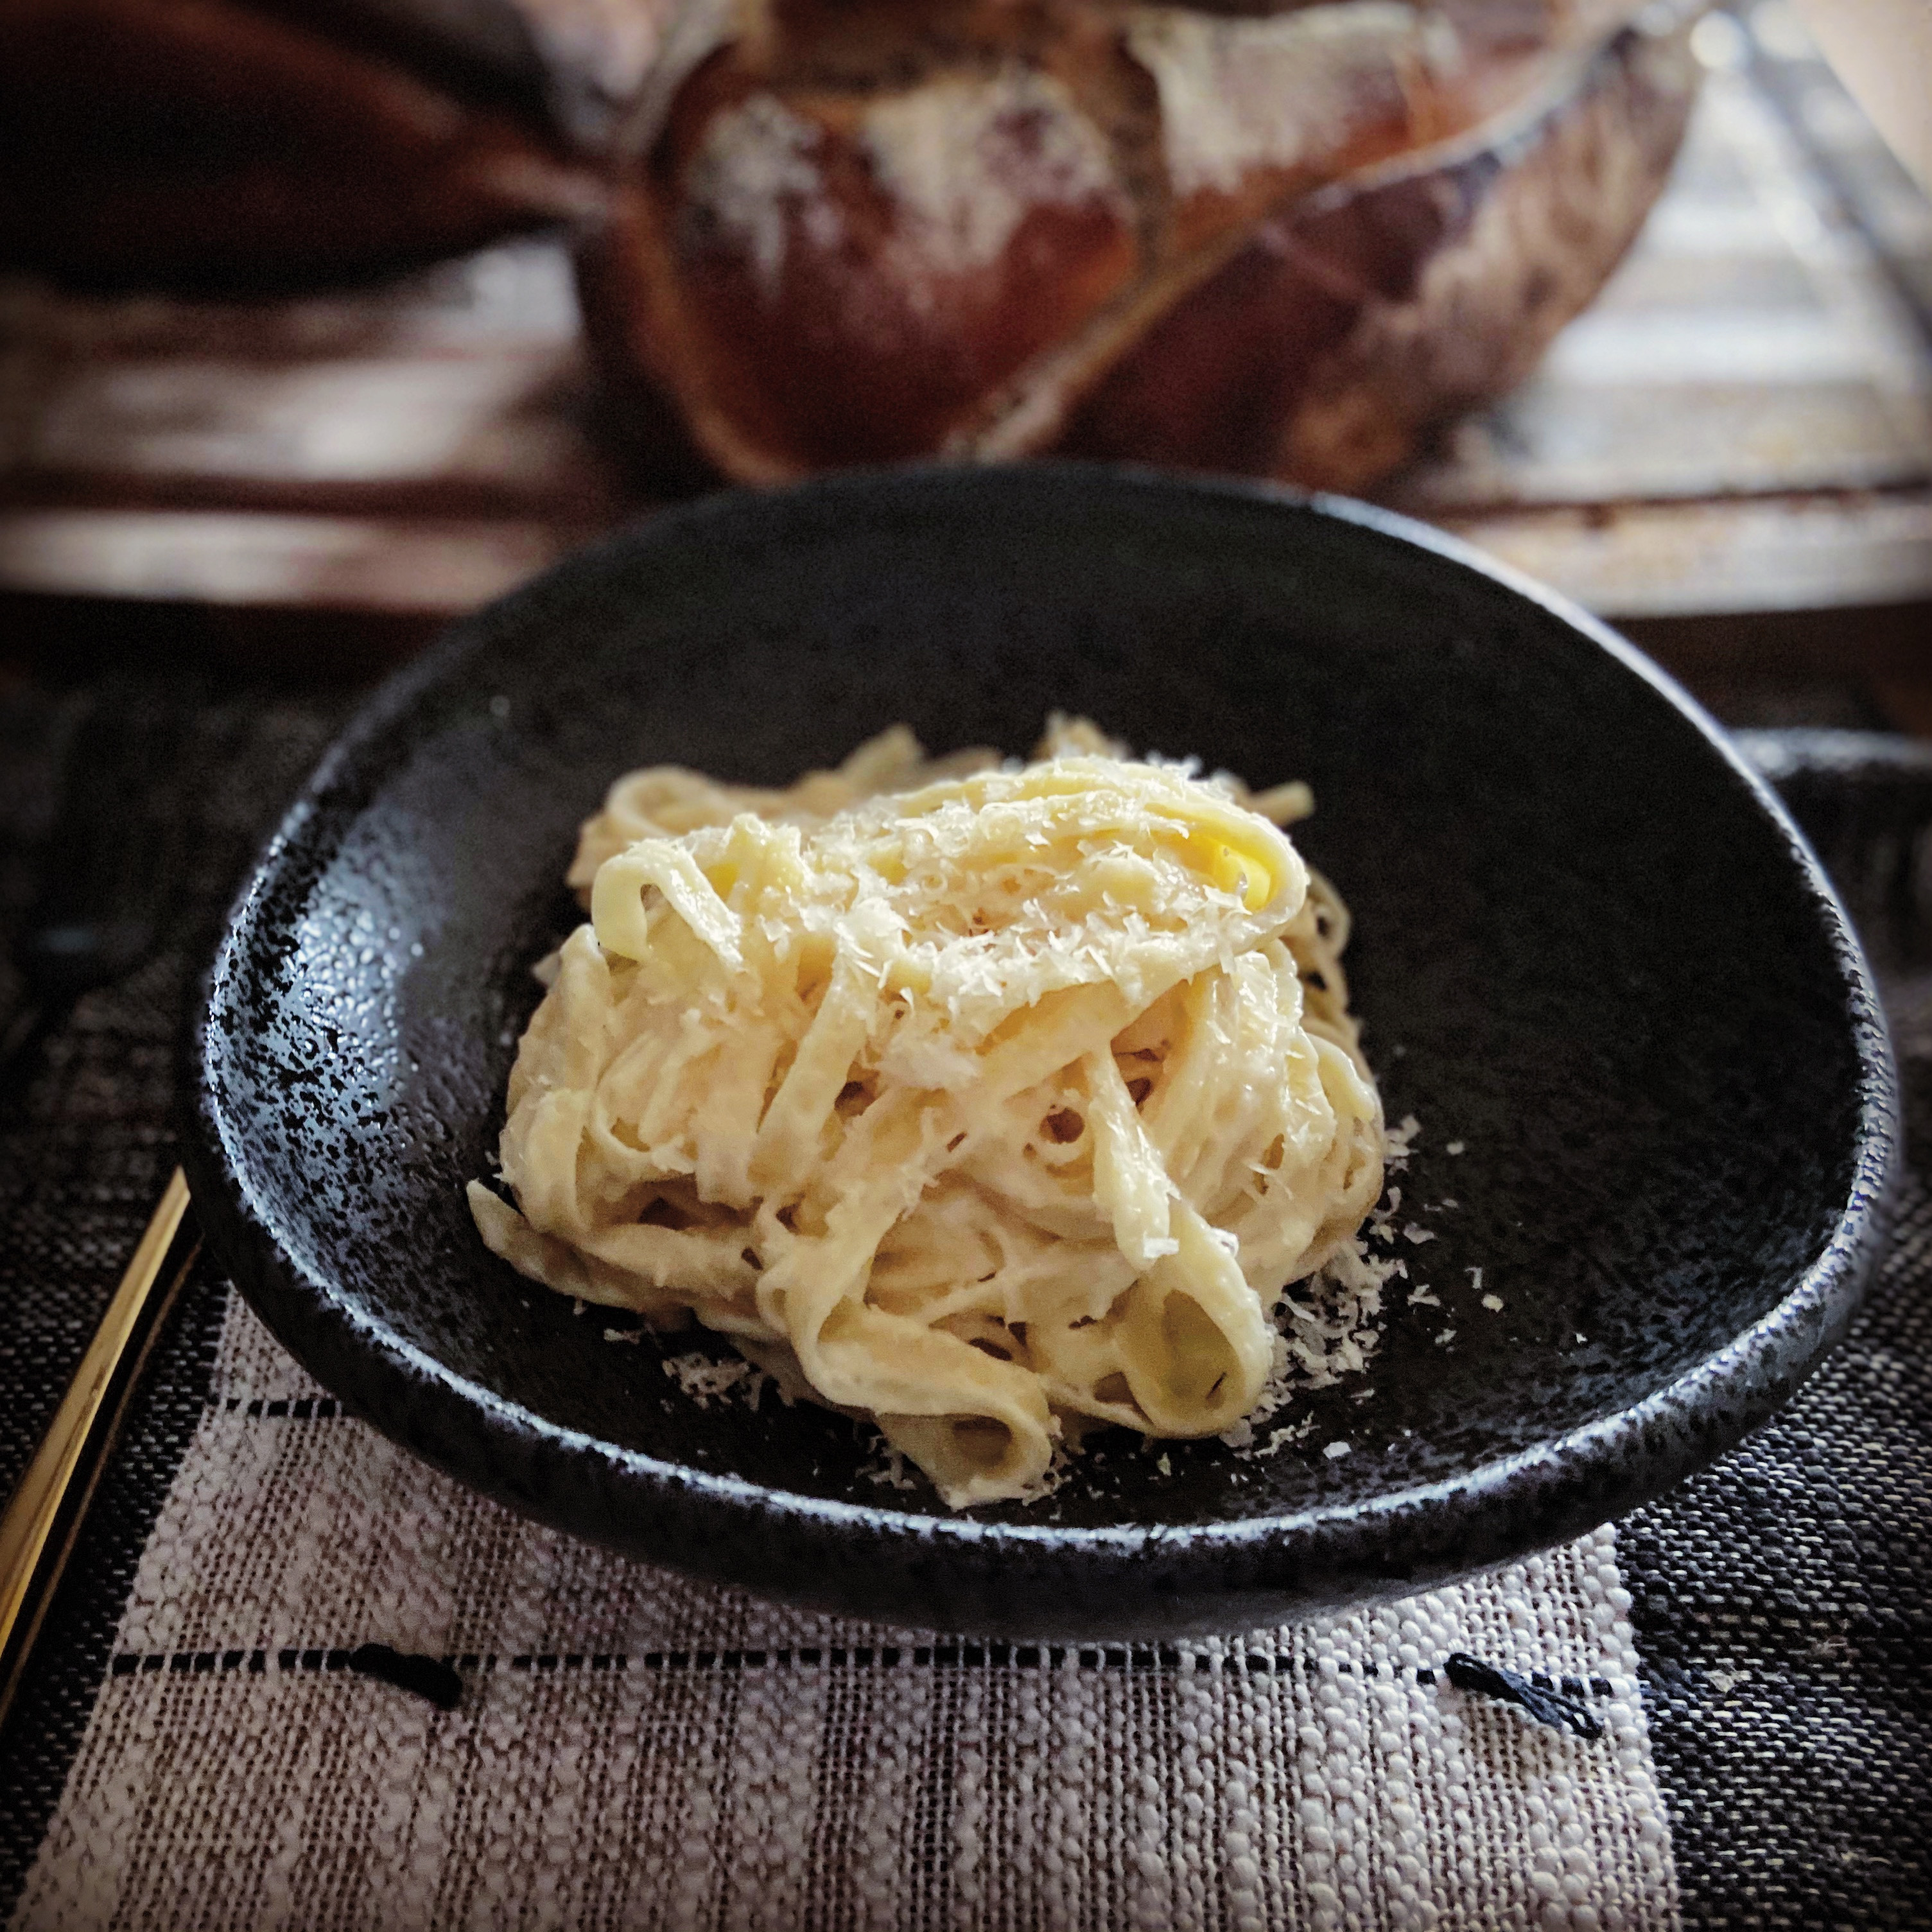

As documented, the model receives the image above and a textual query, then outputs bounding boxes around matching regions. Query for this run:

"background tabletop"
[1,1,1929,727]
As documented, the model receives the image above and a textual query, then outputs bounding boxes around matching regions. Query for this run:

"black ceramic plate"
[187,466,1897,1640]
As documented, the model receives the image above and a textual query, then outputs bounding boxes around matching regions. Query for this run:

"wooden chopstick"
[0,1169,201,1730]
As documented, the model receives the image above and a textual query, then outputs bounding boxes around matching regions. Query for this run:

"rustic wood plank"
[1440,491,1932,620]
[0,510,588,613]
[1387,60,1932,515]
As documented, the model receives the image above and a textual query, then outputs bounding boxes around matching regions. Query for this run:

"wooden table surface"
[2,1,1928,727]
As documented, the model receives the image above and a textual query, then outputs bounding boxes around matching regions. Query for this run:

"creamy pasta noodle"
[467,718,1384,1507]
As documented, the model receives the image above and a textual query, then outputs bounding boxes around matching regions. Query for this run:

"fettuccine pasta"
[469,718,1383,1507]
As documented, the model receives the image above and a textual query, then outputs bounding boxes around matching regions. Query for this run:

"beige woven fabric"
[15,1296,1678,1932]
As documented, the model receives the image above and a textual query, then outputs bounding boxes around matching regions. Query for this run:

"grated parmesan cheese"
[661,1352,776,1411]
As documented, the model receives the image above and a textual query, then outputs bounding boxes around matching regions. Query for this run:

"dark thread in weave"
[105,1642,1617,1702]
[111,1645,459,1712]
[1445,1651,1605,1739]
[217,1396,343,1418]
[347,1644,462,1711]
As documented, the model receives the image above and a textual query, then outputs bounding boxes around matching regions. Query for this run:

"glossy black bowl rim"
[185,462,1901,1621]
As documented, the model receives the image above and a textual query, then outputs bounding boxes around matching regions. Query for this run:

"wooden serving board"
[2,7,1928,638]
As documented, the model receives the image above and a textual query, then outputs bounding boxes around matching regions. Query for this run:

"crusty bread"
[575,0,1701,489]
[0,0,1698,487]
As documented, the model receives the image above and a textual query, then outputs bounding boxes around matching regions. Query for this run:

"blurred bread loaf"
[0,0,1701,491]
[575,0,1702,489]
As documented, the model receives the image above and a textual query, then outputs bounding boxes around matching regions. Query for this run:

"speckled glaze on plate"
[186,465,1898,1640]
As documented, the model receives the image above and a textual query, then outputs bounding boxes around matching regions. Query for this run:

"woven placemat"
[0,670,1926,1929]
[0,675,352,1910]
[14,1286,1679,1931]
[1615,972,1932,1931]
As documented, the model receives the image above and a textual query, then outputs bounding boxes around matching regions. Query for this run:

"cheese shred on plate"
[468,717,1384,1507]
